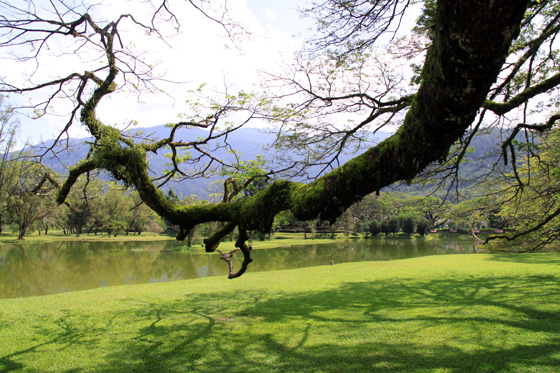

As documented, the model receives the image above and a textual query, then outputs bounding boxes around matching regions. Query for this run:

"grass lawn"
[0,230,177,244]
[1,252,559,372]
[0,230,365,250]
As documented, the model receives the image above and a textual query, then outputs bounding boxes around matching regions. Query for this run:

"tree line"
[0,153,513,242]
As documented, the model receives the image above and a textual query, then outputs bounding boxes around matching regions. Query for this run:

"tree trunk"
[18,225,27,240]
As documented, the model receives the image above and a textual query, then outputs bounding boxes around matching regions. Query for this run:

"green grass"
[0,230,176,244]
[0,230,357,250]
[1,253,559,372]
[209,232,358,251]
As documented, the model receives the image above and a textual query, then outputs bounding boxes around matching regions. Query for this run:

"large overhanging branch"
[11,0,531,277]
[488,13,560,102]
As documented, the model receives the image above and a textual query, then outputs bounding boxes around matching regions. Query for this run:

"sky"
[6,0,316,145]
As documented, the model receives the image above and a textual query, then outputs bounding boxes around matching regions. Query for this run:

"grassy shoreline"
[0,230,177,244]
[0,231,354,252]
[1,252,559,372]
[0,229,470,250]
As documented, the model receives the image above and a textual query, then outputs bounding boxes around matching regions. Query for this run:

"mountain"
[38,126,278,198]
[35,125,505,199]
[389,130,509,198]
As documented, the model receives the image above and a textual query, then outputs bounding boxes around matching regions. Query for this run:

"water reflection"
[0,237,476,299]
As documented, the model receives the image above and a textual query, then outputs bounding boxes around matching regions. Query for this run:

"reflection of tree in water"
[0,245,42,298]
[0,238,477,298]
[247,238,477,273]
[0,243,80,298]
[0,241,180,298]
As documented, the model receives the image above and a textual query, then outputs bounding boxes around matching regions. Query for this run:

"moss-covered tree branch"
[53,0,531,277]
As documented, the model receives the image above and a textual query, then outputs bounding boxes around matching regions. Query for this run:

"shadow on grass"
[2,274,560,372]
[484,251,560,265]
[0,310,118,373]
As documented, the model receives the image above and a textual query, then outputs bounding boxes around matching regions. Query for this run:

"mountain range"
[35,125,505,199]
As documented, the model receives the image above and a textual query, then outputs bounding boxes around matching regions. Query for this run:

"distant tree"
[0,96,19,234]
[347,194,386,230]
[368,220,380,237]
[166,188,181,205]
[128,191,158,235]
[418,196,450,229]
[387,217,400,236]
[66,202,91,236]
[5,161,59,239]
[353,219,365,234]
[304,220,318,240]
[98,190,133,237]
[400,216,416,235]
[448,198,487,233]
[63,175,105,236]
[105,219,129,237]
[49,203,72,234]
[380,220,390,236]
[380,218,399,236]
[333,210,353,237]
[377,193,412,219]
[416,219,430,236]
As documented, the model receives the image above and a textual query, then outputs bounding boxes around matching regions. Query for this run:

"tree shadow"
[483,251,560,265]
[0,309,118,373]
[103,275,560,371]
[2,274,559,372]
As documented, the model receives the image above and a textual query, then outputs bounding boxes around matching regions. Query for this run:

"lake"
[0,237,477,299]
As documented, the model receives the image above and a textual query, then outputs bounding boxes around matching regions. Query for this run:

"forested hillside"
[37,126,504,199]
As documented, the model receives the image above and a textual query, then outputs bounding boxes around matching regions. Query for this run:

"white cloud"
[9,0,303,143]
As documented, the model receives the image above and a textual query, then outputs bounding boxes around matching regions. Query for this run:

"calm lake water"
[0,237,477,299]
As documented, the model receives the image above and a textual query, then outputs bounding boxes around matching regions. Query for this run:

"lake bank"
[1,252,559,372]
[0,229,475,248]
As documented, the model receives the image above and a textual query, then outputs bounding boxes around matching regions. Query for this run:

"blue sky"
[8,0,315,145]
